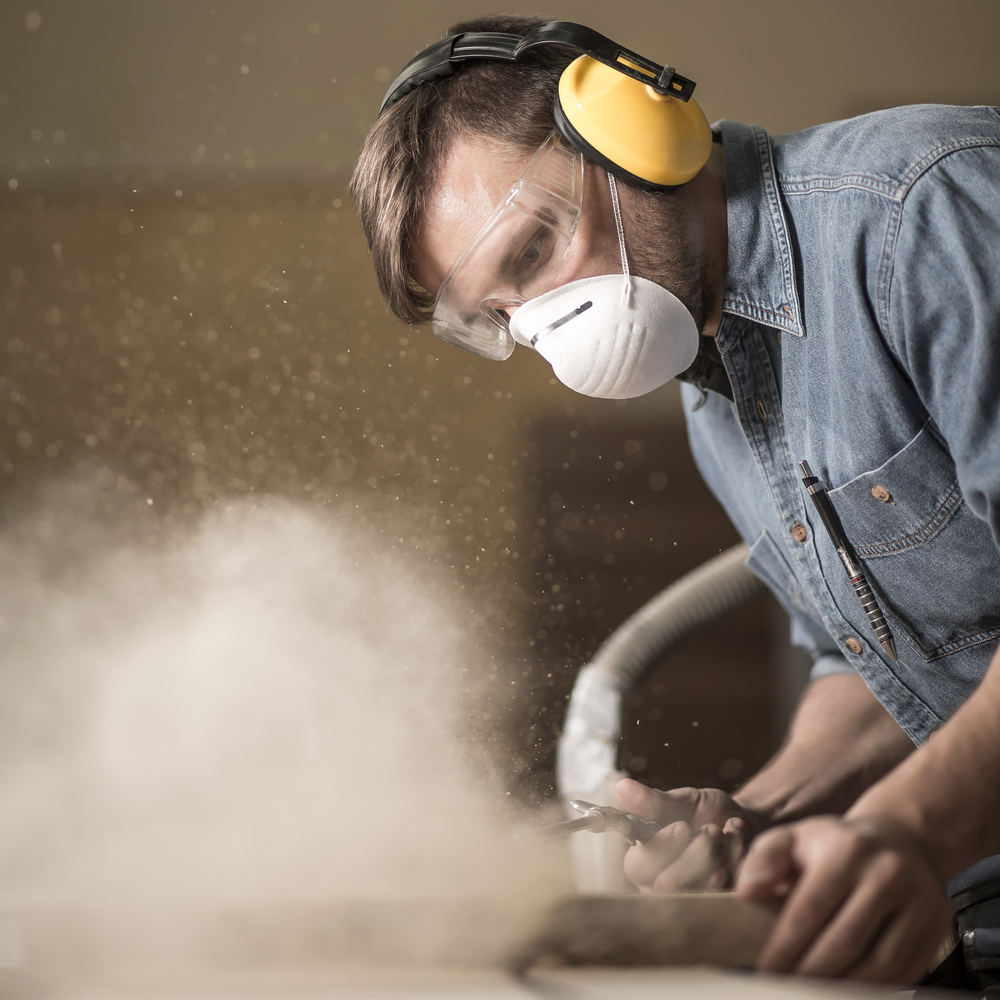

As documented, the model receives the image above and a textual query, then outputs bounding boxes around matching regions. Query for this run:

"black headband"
[378,20,695,117]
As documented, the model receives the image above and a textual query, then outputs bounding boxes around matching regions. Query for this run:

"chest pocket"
[829,423,1000,660]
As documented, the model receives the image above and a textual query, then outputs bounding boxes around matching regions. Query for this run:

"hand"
[617,778,765,892]
[735,815,953,983]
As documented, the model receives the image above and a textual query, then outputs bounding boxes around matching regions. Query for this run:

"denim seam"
[887,610,1000,661]
[752,126,804,335]
[731,328,885,673]
[881,139,1000,355]
[854,481,963,556]
[782,138,1000,199]
[781,176,899,197]
[893,137,1000,196]
[722,297,801,334]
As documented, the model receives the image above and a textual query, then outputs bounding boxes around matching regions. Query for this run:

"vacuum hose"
[556,542,764,800]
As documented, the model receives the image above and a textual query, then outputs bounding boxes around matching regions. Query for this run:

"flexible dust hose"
[557,542,765,799]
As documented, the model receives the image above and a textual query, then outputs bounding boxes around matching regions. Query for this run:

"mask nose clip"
[528,300,593,348]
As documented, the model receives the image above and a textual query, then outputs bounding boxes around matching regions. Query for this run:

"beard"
[617,183,715,333]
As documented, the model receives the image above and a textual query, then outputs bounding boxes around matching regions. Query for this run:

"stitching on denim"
[781,175,898,197]
[729,327,821,628]
[855,481,962,556]
[747,529,815,617]
[882,140,1000,354]
[831,421,932,493]
[781,138,1000,200]
[878,182,904,354]
[889,610,1000,662]
[895,137,1000,194]
[858,648,942,741]
[753,126,803,334]
[723,298,802,334]
[879,594,1000,663]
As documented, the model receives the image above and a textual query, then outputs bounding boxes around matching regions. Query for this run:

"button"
[871,485,895,504]
[755,398,768,423]
[791,522,808,543]
[845,637,863,655]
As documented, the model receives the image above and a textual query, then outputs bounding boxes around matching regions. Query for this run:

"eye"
[520,230,544,266]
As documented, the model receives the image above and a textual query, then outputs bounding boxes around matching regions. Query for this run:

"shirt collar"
[715,120,805,341]
[677,334,734,403]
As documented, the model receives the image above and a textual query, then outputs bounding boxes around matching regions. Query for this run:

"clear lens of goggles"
[431,133,585,361]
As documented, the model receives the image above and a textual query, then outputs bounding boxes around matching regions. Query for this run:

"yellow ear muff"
[557,55,713,188]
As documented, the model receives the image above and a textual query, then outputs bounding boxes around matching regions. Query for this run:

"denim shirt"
[684,106,1000,745]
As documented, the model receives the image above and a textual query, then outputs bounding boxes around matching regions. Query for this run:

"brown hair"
[349,16,575,326]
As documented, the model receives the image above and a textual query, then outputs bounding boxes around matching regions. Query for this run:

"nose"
[482,299,524,329]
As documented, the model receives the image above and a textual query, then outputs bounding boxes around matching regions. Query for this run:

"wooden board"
[511,892,779,971]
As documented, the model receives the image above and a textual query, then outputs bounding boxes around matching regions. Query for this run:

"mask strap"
[607,173,632,306]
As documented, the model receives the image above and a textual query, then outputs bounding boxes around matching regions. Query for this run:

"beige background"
[2,0,999,178]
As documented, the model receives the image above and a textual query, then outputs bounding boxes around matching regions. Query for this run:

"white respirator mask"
[510,174,698,399]
[430,132,699,399]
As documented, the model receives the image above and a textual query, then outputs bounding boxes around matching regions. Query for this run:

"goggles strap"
[608,174,632,306]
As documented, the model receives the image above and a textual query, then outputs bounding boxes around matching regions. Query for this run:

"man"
[350,15,1000,985]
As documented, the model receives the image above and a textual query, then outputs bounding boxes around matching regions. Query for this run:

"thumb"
[735,825,798,901]
[616,778,699,825]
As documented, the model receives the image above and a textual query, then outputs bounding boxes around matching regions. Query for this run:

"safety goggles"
[431,132,585,361]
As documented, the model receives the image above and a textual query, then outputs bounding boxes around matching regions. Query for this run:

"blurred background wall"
[1,0,998,806]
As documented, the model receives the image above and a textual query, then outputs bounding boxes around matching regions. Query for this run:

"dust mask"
[508,175,699,399]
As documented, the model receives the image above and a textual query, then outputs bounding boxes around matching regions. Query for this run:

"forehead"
[411,136,530,297]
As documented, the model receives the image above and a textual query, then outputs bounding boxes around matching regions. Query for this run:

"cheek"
[557,229,623,285]
[555,191,623,284]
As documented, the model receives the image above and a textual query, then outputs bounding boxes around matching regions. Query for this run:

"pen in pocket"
[799,460,898,664]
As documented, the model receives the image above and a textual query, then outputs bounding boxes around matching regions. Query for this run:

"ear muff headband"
[378,21,712,191]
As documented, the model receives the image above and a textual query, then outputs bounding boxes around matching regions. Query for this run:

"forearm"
[848,640,1000,881]
[734,672,915,827]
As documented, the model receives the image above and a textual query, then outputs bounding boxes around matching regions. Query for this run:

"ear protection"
[378,21,713,190]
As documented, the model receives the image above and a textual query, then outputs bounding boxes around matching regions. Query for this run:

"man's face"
[411,133,712,333]
[411,135,624,310]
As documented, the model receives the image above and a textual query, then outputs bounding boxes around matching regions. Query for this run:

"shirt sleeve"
[885,135,1000,550]
[809,653,858,681]
[789,609,859,679]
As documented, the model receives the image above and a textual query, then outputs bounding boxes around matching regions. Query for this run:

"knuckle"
[873,851,907,884]
[749,825,790,858]
[670,786,698,803]
[836,828,871,864]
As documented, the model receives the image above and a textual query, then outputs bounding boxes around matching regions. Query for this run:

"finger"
[752,837,864,971]
[845,886,953,984]
[793,848,945,981]
[734,826,798,902]
[722,815,747,840]
[651,825,733,892]
[616,779,700,825]
[722,815,751,872]
[843,905,944,985]
[622,821,693,888]
[793,854,905,977]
